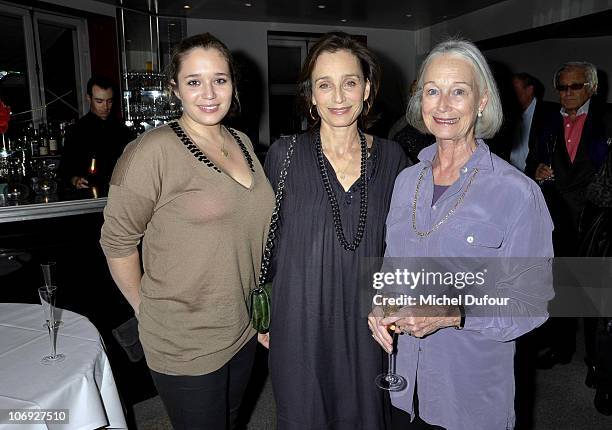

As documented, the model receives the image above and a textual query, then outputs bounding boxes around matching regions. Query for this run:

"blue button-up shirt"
[510,97,536,171]
[386,141,554,430]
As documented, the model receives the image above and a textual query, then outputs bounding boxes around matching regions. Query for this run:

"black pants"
[391,382,445,430]
[546,317,577,357]
[545,317,602,363]
[391,406,446,430]
[595,317,612,390]
[150,336,257,430]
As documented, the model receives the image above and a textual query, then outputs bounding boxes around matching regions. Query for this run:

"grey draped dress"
[264,131,408,430]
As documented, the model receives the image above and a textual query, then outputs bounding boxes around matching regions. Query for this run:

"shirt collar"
[417,138,493,172]
[523,97,537,118]
[560,98,590,117]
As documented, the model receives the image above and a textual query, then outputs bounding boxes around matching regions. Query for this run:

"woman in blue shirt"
[369,38,554,430]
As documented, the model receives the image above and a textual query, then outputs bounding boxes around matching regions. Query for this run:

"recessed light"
[340,18,347,23]
[169,23,176,26]
[317,4,326,9]
[441,15,448,19]
[183,4,191,9]
[405,13,412,18]
[244,2,252,6]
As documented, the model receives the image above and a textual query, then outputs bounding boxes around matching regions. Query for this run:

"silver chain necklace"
[411,166,479,237]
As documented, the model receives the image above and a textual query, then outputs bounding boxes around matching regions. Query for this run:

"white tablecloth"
[0,303,127,430]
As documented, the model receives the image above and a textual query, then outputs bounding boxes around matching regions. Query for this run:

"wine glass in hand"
[375,304,408,391]
[538,134,557,185]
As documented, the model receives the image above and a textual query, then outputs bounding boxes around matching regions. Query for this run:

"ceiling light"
[340,18,347,23]
[317,4,326,9]
[405,14,412,18]
[244,2,252,6]
[183,4,191,9]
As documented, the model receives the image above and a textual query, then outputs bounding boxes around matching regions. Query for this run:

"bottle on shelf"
[38,124,49,156]
[48,123,59,155]
[58,121,71,151]
[29,125,40,157]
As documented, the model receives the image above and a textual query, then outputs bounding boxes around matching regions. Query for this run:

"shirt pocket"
[446,218,504,256]
[386,205,410,229]
[385,205,413,252]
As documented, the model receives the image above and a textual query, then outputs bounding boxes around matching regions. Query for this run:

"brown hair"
[166,32,240,116]
[297,32,380,129]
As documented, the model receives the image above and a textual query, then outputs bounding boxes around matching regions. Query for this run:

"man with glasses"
[527,61,610,413]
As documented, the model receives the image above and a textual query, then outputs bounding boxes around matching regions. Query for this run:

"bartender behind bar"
[60,76,135,190]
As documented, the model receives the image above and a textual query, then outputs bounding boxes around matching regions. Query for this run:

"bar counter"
[0,188,107,223]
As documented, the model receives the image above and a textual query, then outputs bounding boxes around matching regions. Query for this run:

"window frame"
[0,2,90,126]
[32,11,91,121]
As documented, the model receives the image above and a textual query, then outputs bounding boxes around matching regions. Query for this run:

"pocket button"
[466,235,474,244]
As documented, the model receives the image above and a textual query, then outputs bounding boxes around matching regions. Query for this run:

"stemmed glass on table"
[41,262,56,290]
[40,262,62,326]
[38,262,65,364]
[375,303,408,391]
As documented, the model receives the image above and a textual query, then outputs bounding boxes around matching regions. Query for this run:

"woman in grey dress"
[262,32,408,429]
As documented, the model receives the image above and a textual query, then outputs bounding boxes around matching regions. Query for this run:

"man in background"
[527,62,610,413]
[509,73,558,172]
[60,76,134,190]
[528,62,609,257]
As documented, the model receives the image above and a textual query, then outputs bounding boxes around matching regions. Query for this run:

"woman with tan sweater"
[100,33,274,429]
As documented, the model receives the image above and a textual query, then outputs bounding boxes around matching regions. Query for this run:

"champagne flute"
[375,304,408,391]
[40,261,57,287]
[40,262,62,326]
[38,285,65,364]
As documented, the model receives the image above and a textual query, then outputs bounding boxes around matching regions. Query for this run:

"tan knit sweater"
[100,123,274,375]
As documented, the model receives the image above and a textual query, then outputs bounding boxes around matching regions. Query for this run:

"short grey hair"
[553,61,598,94]
[406,38,503,139]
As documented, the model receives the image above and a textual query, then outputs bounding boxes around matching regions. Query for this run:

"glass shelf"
[122,71,181,128]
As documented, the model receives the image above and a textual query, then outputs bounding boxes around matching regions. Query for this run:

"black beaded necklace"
[169,121,255,173]
[315,128,368,252]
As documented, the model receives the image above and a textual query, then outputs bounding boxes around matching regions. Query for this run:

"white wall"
[187,18,416,145]
[415,0,612,56]
[484,36,612,103]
